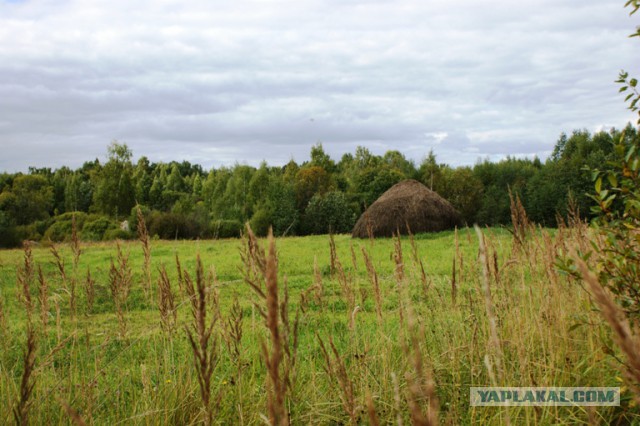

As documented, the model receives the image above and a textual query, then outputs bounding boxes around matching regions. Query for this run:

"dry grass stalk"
[349,305,361,331]
[508,188,530,250]
[349,241,358,271]
[136,206,153,299]
[34,332,76,374]
[573,254,640,401]
[364,210,375,245]
[13,325,37,426]
[541,230,559,286]
[391,372,404,426]
[184,254,220,426]
[17,242,35,322]
[393,232,405,282]
[329,232,337,277]
[51,243,76,319]
[71,213,81,268]
[175,253,185,298]
[313,256,324,309]
[393,232,406,324]
[240,224,268,296]
[475,226,504,381]
[408,224,430,296]
[84,267,95,315]
[108,242,132,339]
[254,229,288,426]
[318,335,357,424]
[335,256,356,321]
[37,266,49,334]
[222,295,244,364]
[58,398,88,426]
[366,391,381,426]
[451,256,457,307]
[280,275,303,393]
[404,309,439,426]
[157,264,177,334]
[54,297,62,343]
[361,247,382,325]
[242,226,302,423]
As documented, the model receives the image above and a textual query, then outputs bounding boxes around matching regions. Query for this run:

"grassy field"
[0,225,637,424]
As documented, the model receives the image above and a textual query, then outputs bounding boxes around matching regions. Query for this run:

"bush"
[103,228,134,241]
[0,210,19,248]
[302,191,355,235]
[82,216,115,241]
[43,220,73,242]
[211,219,243,239]
[41,212,90,242]
[249,209,271,237]
[587,126,640,320]
[148,212,206,240]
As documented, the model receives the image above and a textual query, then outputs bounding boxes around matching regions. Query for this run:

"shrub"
[82,216,116,241]
[249,208,271,237]
[43,220,73,242]
[587,126,640,320]
[41,212,90,242]
[302,191,355,235]
[0,210,19,248]
[148,212,206,240]
[103,228,134,241]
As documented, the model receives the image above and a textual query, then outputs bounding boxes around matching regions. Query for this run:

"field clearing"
[0,227,636,424]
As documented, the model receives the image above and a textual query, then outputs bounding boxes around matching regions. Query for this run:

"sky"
[0,0,638,172]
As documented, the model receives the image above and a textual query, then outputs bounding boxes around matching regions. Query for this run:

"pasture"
[0,225,635,424]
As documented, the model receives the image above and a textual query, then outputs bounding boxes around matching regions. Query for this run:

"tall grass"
[0,213,637,424]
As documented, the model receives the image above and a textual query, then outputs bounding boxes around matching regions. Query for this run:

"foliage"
[302,191,355,235]
[587,127,640,319]
[82,216,116,241]
[148,212,208,240]
[92,142,136,219]
[2,129,639,246]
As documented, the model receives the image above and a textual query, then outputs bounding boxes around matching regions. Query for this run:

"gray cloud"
[0,0,638,172]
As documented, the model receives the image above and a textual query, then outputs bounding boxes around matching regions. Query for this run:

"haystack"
[352,179,462,238]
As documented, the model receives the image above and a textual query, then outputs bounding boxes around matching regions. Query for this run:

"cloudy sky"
[0,0,638,172]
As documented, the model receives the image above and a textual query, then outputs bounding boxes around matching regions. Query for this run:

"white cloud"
[0,0,637,171]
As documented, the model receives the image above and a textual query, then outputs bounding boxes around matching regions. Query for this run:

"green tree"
[1,174,54,225]
[93,142,136,219]
[418,150,442,191]
[302,191,355,235]
[310,143,337,173]
[166,163,186,192]
[437,167,484,225]
[294,166,333,211]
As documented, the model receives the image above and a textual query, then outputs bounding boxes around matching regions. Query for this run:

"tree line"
[0,124,638,247]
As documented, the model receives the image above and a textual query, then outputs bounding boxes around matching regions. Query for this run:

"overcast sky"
[0,0,638,172]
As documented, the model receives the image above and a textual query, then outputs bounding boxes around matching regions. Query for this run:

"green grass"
[0,228,637,424]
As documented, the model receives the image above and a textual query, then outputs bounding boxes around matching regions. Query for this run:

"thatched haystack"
[352,179,462,238]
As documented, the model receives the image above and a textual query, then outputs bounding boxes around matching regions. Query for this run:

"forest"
[0,124,638,248]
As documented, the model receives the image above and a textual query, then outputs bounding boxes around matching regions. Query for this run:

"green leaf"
[625,145,636,162]
[595,176,602,193]
[620,86,629,93]
[631,78,638,87]
[607,174,618,188]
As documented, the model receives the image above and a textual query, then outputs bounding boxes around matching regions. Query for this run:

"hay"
[352,179,462,238]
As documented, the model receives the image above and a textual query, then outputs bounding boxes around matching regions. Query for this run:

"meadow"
[0,220,637,425]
